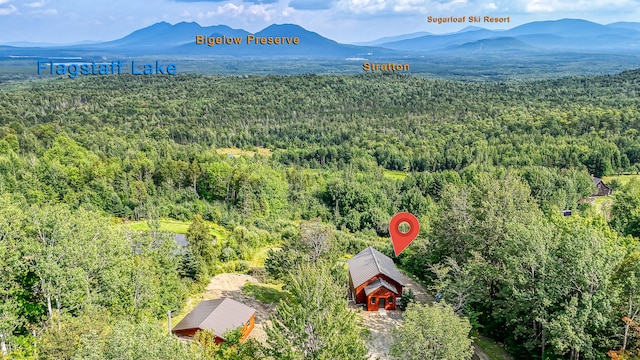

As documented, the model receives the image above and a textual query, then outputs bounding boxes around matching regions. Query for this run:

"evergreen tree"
[187,214,219,281]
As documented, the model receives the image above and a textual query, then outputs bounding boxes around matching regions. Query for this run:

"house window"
[389,297,393,304]
[370,297,376,304]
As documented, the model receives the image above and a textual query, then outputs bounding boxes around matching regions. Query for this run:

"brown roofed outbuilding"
[172,298,255,343]
[592,176,612,197]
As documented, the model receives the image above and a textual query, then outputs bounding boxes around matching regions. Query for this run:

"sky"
[1,0,640,44]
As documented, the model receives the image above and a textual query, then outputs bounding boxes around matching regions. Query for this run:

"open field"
[383,170,407,181]
[121,218,229,239]
[216,147,273,158]
[249,246,279,267]
[603,174,640,186]
[242,282,291,304]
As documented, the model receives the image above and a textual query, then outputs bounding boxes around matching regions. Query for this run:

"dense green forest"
[1,71,640,359]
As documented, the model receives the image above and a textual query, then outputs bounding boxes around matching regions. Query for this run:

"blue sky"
[1,0,640,44]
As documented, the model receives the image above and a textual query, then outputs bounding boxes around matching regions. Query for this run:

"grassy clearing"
[250,246,279,267]
[383,170,407,181]
[472,331,514,360]
[121,218,229,239]
[594,196,614,218]
[216,147,272,157]
[602,174,640,186]
[594,174,639,214]
[594,196,613,207]
[243,282,291,304]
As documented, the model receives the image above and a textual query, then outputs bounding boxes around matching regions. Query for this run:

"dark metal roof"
[593,177,602,186]
[347,246,404,289]
[172,298,255,338]
[364,278,399,295]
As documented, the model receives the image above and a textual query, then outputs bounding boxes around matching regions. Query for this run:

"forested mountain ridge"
[1,71,640,359]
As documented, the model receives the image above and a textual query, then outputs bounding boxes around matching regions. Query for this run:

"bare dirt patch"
[183,273,276,343]
[360,310,403,360]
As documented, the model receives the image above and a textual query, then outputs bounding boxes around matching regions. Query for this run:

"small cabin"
[347,246,404,311]
[592,176,612,197]
[172,298,255,343]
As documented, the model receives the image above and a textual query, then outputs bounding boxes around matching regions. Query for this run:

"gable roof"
[347,246,404,289]
[172,298,255,338]
[593,176,613,187]
[364,278,399,295]
[593,176,603,186]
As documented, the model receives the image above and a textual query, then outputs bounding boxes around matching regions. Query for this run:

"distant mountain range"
[353,32,432,46]
[0,22,389,58]
[3,18,640,58]
[379,19,640,54]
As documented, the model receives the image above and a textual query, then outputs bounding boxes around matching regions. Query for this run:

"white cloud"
[197,3,244,18]
[393,0,427,12]
[525,0,634,12]
[0,0,10,4]
[32,7,56,14]
[216,3,245,16]
[0,4,16,14]
[484,2,498,10]
[336,0,477,15]
[24,0,46,8]
[526,1,550,11]
[337,0,388,13]
[432,0,467,11]
[195,2,276,20]
[247,4,275,20]
[282,6,295,16]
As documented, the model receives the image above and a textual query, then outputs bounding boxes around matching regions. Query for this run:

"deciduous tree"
[266,264,367,360]
[390,302,473,360]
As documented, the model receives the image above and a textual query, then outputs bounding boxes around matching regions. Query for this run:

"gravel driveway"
[196,272,492,359]
[358,272,434,360]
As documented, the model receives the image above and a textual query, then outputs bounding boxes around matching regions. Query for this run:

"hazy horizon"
[2,0,640,45]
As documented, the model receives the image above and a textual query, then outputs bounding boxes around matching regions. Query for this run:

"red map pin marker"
[389,212,420,256]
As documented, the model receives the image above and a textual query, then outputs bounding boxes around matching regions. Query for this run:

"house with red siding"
[348,246,404,311]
